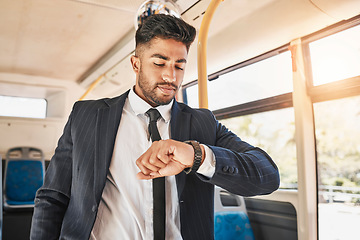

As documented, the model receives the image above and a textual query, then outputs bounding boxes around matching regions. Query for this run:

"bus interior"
[1,0,360,239]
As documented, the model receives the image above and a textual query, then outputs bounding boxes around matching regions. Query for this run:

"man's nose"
[162,67,176,83]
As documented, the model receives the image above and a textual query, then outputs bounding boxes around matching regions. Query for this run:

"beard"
[137,68,178,106]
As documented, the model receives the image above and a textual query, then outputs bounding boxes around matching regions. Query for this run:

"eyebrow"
[150,53,187,63]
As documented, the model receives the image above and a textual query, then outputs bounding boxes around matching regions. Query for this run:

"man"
[30,14,279,240]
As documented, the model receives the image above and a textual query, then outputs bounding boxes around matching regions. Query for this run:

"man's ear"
[130,55,140,73]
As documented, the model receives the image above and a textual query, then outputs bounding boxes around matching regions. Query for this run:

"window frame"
[182,44,292,118]
[182,13,360,240]
[301,15,360,103]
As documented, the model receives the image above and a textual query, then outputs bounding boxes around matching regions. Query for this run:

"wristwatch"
[184,140,202,174]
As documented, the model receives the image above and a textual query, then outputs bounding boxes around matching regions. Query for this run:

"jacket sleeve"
[30,106,74,239]
[199,111,280,197]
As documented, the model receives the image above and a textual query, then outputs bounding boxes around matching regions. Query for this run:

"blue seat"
[214,187,255,240]
[3,147,45,210]
[215,211,254,240]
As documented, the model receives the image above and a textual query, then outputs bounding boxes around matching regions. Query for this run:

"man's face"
[131,38,188,107]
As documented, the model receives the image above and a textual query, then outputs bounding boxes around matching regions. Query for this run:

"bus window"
[220,107,297,189]
[309,24,360,86]
[185,51,293,111]
[314,95,360,240]
[0,96,47,119]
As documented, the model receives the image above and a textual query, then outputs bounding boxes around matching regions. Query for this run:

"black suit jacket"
[30,90,279,240]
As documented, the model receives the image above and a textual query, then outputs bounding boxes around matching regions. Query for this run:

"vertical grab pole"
[197,0,224,109]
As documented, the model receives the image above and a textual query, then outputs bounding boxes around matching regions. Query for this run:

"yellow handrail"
[197,0,224,109]
[79,74,104,101]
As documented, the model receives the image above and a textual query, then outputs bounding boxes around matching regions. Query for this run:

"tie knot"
[146,108,161,122]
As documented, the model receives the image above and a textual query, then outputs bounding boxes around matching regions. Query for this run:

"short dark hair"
[135,14,196,54]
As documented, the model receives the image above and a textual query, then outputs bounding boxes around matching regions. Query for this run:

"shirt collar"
[128,87,173,123]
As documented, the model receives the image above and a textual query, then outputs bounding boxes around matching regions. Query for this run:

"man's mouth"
[157,84,177,95]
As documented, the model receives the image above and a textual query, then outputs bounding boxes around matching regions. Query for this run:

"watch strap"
[184,140,202,174]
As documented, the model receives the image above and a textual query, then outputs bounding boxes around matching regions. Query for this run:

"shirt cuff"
[196,144,216,178]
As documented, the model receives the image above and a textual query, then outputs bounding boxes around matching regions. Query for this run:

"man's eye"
[154,63,165,67]
[176,66,184,71]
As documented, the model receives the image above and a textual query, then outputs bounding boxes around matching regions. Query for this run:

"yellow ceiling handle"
[197,0,224,109]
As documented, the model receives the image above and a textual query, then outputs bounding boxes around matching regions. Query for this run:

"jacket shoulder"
[72,91,129,112]
[176,102,214,117]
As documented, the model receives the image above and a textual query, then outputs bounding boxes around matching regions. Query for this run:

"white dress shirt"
[90,89,215,240]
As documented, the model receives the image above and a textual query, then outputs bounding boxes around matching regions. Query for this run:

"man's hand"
[136,139,197,179]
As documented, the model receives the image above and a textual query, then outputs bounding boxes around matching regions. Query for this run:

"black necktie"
[146,108,165,240]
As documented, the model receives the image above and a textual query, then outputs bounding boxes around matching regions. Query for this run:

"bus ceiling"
[0,0,360,98]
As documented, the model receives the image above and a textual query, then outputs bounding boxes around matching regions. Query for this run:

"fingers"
[136,139,195,179]
[136,140,170,177]
[137,171,156,180]
[137,152,165,171]
[136,169,162,180]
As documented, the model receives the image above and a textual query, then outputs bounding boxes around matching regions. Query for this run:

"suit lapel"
[171,101,191,199]
[93,91,129,203]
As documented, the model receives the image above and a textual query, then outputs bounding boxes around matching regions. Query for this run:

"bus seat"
[214,186,255,240]
[3,147,45,210]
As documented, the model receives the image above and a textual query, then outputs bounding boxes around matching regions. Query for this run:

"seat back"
[214,187,255,240]
[3,147,45,209]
